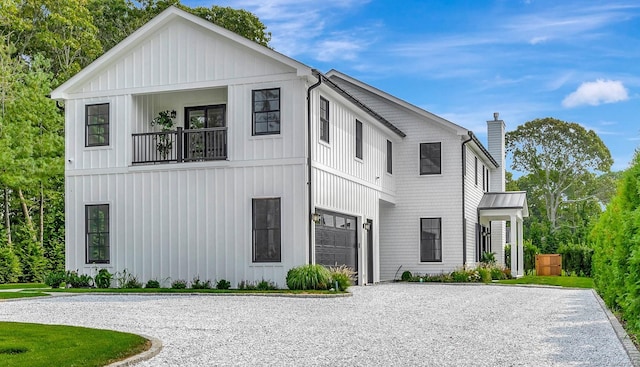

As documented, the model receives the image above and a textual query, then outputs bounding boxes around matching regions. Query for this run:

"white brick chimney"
[487,112,506,192]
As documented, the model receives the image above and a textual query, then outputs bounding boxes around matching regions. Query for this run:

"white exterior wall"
[309,85,399,283]
[488,119,507,264]
[462,145,491,267]
[63,13,312,286]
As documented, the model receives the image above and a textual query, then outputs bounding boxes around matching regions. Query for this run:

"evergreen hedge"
[591,150,640,333]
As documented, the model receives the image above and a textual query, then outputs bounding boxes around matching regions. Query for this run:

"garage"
[315,210,358,278]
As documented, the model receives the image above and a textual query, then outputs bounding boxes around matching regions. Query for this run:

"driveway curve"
[0,283,632,366]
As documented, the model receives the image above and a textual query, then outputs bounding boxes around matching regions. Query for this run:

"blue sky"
[186,0,640,173]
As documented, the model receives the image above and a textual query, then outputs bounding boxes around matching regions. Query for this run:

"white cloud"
[562,79,629,108]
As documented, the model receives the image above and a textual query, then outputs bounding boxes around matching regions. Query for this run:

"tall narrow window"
[482,165,486,190]
[420,218,442,262]
[86,204,109,264]
[252,88,280,135]
[86,103,109,147]
[420,142,441,175]
[486,169,490,192]
[474,157,478,185]
[355,120,363,159]
[252,198,281,262]
[387,140,393,174]
[320,97,329,143]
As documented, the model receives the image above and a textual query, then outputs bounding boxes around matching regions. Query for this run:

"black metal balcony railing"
[132,127,227,164]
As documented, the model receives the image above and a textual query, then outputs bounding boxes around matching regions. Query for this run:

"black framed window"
[387,140,393,174]
[474,157,478,185]
[420,142,441,175]
[420,218,442,262]
[252,198,281,262]
[486,169,490,192]
[482,165,486,190]
[355,120,363,159]
[86,204,109,264]
[320,97,329,143]
[86,103,109,147]
[252,88,280,135]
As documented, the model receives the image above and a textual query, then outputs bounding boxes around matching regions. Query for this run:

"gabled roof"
[51,6,312,99]
[479,192,529,217]
[326,69,499,167]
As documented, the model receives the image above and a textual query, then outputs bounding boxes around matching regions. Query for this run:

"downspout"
[461,132,473,267]
[306,70,322,264]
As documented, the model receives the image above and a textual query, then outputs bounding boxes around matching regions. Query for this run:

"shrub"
[216,279,231,290]
[44,270,66,288]
[171,279,187,289]
[450,268,480,283]
[286,264,332,290]
[505,240,540,275]
[0,246,21,283]
[256,279,277,290]
[490,266,505,280]
[477,267,492,283]
[557,243,593,277]
[94,269,112,289]
[114,269,142,288]
[66,270,93,288]
[400,270,412,281]
[329,265,356,291]
[145,279,161,288]
[191,276,212,289]
[237,280,257,290]
[480,251,496,266]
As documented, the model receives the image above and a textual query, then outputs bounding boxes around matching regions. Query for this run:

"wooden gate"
[536,254,562,276]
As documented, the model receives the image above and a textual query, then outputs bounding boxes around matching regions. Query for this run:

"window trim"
[355,120,363,159]
[420,217,442,262]
[419,142,442,175]
[320,96,329,143]
[387,140,393,174]
[85,204,110,264]
[252,198,282,263]
[85,103,110,147]
[252,88,281,136]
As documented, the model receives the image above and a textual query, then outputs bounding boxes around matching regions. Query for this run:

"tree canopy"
[506,117,613,251]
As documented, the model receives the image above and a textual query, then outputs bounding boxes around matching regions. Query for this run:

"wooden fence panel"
[536,254,562,276]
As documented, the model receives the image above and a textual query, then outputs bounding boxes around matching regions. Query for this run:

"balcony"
[132,127,227,164]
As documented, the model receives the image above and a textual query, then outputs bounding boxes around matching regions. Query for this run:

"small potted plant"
[150,110,176,159]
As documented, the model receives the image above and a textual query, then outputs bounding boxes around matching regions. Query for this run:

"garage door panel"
[315,210,357,275]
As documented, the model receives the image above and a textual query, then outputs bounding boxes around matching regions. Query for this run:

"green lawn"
[43,287,344,294]
[0,283,46,290]
[0,322,149,367]
[0,291,49,300]
[498,275,594,288]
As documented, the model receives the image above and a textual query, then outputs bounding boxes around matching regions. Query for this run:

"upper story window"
[86,204,109,264]
[355,120,363,159]
[474,157,478,185]
[387,140,393,174]
[86,103,109,147]
[486,169,490,192]
[420,142,441,175]
[320,97,329,143]
[252,198,281,263]
[252,88,280,135]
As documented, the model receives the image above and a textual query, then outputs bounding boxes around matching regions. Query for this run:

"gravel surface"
[0,283,632,366]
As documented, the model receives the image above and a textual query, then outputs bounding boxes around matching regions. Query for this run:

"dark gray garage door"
[315,210,358,274]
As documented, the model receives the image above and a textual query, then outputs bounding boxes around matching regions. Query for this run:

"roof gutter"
[306,70,322,264]
[461,133,474,267]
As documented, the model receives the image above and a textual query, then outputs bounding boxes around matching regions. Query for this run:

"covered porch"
[478,191,529,277]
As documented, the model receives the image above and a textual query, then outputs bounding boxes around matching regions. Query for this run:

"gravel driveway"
[0,283,633,366]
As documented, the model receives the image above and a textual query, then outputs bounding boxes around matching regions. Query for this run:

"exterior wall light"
[363,222,371,231]
[311,212,321,224]
[170,110,177,119]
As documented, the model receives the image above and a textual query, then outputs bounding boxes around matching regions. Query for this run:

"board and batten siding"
[326,76,471,279]
[463,145,490,267]
[66,163,307,287]
[69,17,298,96]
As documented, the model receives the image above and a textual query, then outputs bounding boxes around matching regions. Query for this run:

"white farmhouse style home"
[50,6,527,287]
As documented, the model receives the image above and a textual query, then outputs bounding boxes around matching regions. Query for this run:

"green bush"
[591,150,640,334]
[557,243,593,277]
[477,267,492,283]
[216,279,231,290]
[480,251,496,266]
[286,264,332,290]
[94,269,112,288]
[505,240,540,274]
[400,270,412,281]
[329,265,355,291]
[450,268,480,283]
[490,266,505,280]
[191,276,212,289]
[145,279,161,288]
[0,246,21,283]
[66,270,93,288]
[256,279,277,290]
[171,279,187,289]
[44,270,66,288]
[237,280,257,290]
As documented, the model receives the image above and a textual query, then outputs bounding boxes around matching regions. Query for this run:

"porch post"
[517,217,524,277]
[510,214,518,276]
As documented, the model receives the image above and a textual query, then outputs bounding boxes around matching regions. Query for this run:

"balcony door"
[185,105,226,160]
